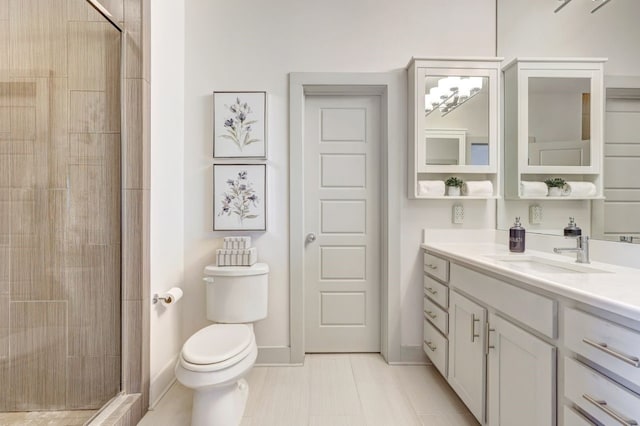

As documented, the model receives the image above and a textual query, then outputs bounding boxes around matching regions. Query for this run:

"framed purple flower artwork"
[213,91,267,158]
[213,164,266,231]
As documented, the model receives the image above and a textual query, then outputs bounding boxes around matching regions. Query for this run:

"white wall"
[183,0,496,356]
[149,0,185,406]
[497,0,640,76]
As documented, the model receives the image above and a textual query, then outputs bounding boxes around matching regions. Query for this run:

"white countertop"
[421,242,640,322]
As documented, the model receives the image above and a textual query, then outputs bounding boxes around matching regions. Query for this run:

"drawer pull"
[426,264,438,270]
[425,341,437,352]
[426,310,437,320]
[425,286,438,295]
[583,338,640,368]
[582,394,638,425]
[486,322,495,353]
[471,314,480,342]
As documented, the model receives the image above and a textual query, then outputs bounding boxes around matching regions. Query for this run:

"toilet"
[175,263,269,426]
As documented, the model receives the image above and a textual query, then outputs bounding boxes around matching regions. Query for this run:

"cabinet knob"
[306,233,317,244]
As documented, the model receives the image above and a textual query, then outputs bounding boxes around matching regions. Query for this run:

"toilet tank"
[203,263,269,323]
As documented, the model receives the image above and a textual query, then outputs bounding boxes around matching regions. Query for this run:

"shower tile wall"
[0,0,122,411]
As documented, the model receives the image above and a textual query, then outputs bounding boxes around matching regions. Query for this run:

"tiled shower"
[1,0,122,417]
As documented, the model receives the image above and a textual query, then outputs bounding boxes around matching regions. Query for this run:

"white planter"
[447,186,461,196]
[548,187,562,197]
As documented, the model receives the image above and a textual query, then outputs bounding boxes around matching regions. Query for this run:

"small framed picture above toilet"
[213,164,266,231]
[213,91,267,159]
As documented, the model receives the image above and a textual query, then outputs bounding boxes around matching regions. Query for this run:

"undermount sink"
[485,255,611,274]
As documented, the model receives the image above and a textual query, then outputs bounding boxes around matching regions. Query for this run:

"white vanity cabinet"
[408,58,502,199]
[425,250,557,425]
[503,58,607,200]
[448,290,487,423]
[422,252,450,378]
[487,313,555,426]
[563,307,640,425]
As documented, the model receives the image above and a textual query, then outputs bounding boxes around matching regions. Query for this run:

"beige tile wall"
[0,0,151,416]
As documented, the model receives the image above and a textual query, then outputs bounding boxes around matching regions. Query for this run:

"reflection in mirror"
[593,86,640,242]
[424,76,490,166]
[496,0,640,242]
[528,77,591,166]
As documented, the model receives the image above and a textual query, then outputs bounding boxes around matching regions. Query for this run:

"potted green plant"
[445,176,464,196]
[544,177,566,196]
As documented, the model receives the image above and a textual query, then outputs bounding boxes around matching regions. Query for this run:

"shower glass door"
[1,0,122,420]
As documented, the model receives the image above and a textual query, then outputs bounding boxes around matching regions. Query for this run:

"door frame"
[289,72,404,364]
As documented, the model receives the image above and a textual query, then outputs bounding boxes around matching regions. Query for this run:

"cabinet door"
[487,313,556,426]
[448,290,486,423]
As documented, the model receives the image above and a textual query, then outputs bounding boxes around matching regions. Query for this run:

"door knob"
[306,233,317,243]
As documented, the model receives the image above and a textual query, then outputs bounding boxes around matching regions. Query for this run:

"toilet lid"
[182,324,252,365]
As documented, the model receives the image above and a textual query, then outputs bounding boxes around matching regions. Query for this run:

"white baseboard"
[149,355,178,409]
[255,346,292,365]
[388,345,430,365]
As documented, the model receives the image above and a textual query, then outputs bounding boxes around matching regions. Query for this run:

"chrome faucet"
[553,235,590,264]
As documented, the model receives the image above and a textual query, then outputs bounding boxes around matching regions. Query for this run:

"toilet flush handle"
[306,233,317,244]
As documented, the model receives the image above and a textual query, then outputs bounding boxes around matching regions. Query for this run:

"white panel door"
[448,290,486,423]
[487,313,556,426]
[304,95,381,353]
[601,93,640,239]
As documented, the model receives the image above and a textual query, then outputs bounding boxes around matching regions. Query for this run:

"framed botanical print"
[213,91,267,158]
[213,164,266,231]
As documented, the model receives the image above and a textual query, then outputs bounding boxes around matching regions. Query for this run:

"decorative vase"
[447,186,461,196]
[548,187,562,197]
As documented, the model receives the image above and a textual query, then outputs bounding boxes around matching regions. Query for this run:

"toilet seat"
[179,324,254,373]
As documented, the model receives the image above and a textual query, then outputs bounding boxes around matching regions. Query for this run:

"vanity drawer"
[424,274,448,308]
[424,252,449,283]
[424,296,448,335]
[424,318,447,378]
[451,264,557,338]
[564,307,640,387]
[564,406,596,426]
[565,357,640,426]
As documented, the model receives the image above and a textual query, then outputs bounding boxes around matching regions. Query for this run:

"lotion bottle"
[509,217,526,253]
[564,217,582,237]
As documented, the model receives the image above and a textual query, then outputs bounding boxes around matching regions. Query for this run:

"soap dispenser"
[564,217,582,238]
[509,217,526,253]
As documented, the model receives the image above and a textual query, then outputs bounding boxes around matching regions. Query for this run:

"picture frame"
[213,164,266,231]
[213,91,267,158]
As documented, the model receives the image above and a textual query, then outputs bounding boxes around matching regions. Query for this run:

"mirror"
[424,75,490,166]
[497,0,640,242]
[528,77,591,167]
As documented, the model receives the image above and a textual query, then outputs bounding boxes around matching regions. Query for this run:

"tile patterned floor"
[139,354,478,426]
[0,410,96,426]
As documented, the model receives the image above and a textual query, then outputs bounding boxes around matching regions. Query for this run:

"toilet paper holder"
[152,293,169,304]
[152,286,183,305]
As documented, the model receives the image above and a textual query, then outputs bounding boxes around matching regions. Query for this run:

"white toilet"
[175,263,269,426]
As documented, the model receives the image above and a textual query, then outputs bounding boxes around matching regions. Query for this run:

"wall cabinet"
[503,58,607,200]
[408,58,502,199]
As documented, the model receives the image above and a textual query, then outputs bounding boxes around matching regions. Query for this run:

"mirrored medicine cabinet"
[407,58,502,199]
[503,58,606,200]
